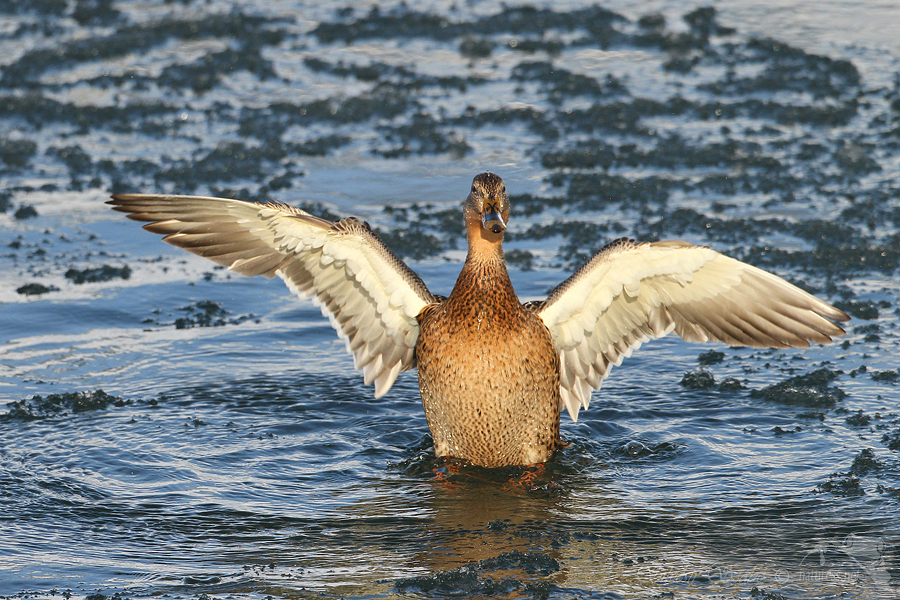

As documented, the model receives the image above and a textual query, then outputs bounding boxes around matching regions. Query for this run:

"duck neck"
[448,221,518,310]
[466,224,506,268]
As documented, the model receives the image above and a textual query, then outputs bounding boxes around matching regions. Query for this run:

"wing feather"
[535,238,849,421]
[109,193,440,398]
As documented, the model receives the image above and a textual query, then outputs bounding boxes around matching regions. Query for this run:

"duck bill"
[482,202,507,234]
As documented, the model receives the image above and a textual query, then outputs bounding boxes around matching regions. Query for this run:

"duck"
[109,172,849,467]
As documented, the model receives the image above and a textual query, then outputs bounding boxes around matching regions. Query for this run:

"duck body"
[108,172,850,468]
[416,252,561,467]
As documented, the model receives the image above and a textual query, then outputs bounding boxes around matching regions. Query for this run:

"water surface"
[1,1,899,598]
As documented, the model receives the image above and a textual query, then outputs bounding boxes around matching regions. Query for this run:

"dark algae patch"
[4,390,129,420]
[65,264,131,284]
[310,4,627,44]
[680,369,717,390]
[871,369,900,384]
[816,449,890,496]
[698,350,725,365]
[0,138,38,167]
[16,282,59,295]
[845,410,872,427]
[680,368,745,392]
[834,299,883,320]
[816,474,864,496]
[883,431,900,452]
[14,205,38,220]
[139,300,258,329]
[849,448,883,476]
[173,300,256,329]
[750,368,846,408]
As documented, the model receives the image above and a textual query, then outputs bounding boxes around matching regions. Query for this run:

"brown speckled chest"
[415,258,561,467]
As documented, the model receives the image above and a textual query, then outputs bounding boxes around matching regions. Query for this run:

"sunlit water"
[1,1,899,598]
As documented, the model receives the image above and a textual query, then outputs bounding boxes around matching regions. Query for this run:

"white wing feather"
[534,238,849,421]
[109,193,439,398]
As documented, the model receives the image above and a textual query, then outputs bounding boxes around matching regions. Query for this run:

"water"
[1,0,899,598]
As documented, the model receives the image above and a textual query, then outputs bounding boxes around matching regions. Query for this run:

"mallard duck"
[109,172,849,467]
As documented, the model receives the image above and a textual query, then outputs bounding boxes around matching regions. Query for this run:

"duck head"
[464,172,510,238]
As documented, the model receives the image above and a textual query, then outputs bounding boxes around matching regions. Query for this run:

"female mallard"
[109,172,849,467]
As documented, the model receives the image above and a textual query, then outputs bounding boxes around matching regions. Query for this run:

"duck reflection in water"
[109,172,849,467]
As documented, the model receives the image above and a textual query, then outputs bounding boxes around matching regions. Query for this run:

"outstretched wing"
[108,193,440,397]
[531,238,849,421]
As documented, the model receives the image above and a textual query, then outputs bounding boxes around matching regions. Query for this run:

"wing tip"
[108,193,153,204]
[829,307,852,324]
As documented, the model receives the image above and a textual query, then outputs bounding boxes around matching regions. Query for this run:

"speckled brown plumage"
[415,173,561,467]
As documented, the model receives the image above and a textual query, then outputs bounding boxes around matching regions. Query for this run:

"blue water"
[1,1,899,598]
